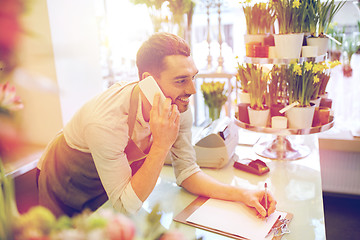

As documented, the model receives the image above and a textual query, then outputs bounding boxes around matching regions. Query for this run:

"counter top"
[102,133,326,240]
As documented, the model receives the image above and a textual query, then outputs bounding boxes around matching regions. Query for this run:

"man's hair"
[136,32,191,79]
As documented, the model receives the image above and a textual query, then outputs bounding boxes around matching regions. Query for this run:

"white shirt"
[49,82,200,214]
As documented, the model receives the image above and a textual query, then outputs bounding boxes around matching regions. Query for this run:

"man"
[37,32,276,218]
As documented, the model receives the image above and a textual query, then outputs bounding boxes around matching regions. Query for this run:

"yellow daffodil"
[313,76,320,84]
[292,0,300,9]
[293,64,302,75]
[329,60,341,68]
[304,62,313,71]
[313,64,323,74]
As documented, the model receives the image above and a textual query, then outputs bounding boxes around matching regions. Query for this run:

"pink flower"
[105,214,136,240]
[0,82,23,112]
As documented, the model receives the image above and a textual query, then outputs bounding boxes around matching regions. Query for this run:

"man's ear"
[141,72,151,80]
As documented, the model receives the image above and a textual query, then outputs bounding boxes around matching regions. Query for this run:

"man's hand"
[242,189,277,218]
[149,93,180,151]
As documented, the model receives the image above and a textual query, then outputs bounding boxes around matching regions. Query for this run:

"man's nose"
[186,80,197,95]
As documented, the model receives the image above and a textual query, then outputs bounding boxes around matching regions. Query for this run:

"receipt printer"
[192,117,239,168]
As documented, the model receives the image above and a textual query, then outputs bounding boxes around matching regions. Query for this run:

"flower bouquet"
[200,81,228,121]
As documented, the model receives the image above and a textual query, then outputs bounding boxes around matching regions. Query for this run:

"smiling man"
[37,32,276,218]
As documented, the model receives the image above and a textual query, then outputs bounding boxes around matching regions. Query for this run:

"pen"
[264,183,268,218]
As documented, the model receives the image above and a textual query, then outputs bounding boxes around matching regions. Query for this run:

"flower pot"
[247,106,270,127]
[285,104,315,129]
[306,37,329,56]
[342,64,353,77]
[310,97,321,107]
[301,46,318,58]
[239,91,251,104]
[237,103,250,124]
[274,33,304,59]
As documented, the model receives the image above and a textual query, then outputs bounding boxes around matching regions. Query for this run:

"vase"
[247,106,270,127]
[285,104,316,129]
[274,33,304,59]
[306,37,329,56]
[208,106,221,121]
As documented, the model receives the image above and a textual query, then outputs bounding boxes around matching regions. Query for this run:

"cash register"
[192,117,239,168]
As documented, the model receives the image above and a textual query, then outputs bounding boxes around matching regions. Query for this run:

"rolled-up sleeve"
[171,108,201,185]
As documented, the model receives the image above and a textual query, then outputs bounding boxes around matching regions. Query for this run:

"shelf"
[244,54,327,65]
[234,116,334,136]
[233,116,334,160]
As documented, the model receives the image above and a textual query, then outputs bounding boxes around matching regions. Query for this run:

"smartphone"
[138,76,166,106]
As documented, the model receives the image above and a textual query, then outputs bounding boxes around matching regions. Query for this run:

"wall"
[12,0,63,145]
[46,0,103,125]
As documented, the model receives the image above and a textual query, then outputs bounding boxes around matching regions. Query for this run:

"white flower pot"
[301,46,318,57]
[274,33,304,59]
[285,104,316,129]
[248,106,270,127]
[239,91,251,104]
[306,37,329,56]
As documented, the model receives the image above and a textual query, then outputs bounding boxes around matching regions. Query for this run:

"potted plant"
[284,61,318,129]
[271,0,308,58]
[243,64,270,127]
[241,1,276,57]
[200,81,228,121]
[268,64,287,117]
[342,33,358,77]
[307,0,345,56]
[327,23,345,61]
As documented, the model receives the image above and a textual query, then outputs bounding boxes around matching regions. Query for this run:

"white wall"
[46,0,103,125]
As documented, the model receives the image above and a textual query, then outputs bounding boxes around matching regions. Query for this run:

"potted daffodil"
[271,0,307,59]
[307,0,345,56]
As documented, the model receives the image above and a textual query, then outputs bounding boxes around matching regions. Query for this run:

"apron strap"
[128,83,140,139]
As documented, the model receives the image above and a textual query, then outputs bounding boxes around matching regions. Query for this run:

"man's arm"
[181,171,276,218]
[131,94,180,202]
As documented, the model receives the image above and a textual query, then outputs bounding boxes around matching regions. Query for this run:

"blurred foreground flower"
[0,82,23,114]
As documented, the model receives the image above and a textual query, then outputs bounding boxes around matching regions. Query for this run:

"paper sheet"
[186,198,287,240]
